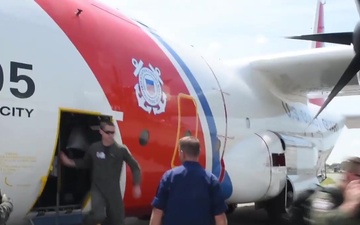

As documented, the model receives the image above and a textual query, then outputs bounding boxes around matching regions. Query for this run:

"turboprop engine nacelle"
[224,131,320,203]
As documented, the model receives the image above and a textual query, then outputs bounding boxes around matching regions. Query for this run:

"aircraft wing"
[246,46,360,99]
[226,46,360,128]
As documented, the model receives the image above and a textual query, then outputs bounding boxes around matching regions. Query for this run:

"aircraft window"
[139,129,149,146]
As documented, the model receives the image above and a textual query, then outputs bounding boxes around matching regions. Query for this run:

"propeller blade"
[355,0,360,17]
[313,53,360,120]
[286,32,353,46]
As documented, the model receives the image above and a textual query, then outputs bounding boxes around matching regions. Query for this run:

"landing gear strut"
[264,181,293,224]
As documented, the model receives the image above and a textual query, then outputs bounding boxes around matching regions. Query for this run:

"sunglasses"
[101,128,115,134]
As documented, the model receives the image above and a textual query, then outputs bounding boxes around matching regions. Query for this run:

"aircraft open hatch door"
[30,110,112,214]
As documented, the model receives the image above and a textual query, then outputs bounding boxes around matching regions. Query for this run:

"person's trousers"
[82,187,125,225]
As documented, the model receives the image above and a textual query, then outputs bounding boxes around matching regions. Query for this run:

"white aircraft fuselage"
[0,0,348,224]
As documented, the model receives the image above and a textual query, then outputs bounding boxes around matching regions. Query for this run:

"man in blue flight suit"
[149,136,228,225]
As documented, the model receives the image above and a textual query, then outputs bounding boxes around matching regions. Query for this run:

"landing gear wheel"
[265,186,293,224]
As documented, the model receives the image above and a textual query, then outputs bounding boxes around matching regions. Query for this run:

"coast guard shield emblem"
[132,58,167,115]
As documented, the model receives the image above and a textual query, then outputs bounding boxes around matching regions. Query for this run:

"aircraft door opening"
[30,110,112,214]
[171,93,199,168]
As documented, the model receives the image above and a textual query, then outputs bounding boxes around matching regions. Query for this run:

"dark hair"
[343,157,360,173]
[179,136,200,157]
[100,120,114,129]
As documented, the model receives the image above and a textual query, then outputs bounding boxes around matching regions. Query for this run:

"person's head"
[342,157,360,186]
[178,136,200,162]
[99,120,115,144]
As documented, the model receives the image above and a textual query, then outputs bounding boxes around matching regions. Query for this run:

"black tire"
[226,204,237,214]
[265,183,293,224]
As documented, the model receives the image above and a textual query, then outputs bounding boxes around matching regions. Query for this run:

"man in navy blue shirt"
[149,136,228,225]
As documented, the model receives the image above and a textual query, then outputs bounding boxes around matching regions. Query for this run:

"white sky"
[100,0,360,164]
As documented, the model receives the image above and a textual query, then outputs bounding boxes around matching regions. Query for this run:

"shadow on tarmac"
[125,204,278,225]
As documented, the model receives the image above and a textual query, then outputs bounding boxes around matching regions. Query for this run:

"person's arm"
[122,145,141,185]
[0,194,13,225]
[149,172,170,225]
[73,151,92,169]
[210,175,228,225]
[59,149,92,169]
[214,213,227,225]
[309,191,357,225]
[149,208,164,225]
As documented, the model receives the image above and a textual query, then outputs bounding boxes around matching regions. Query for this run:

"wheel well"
[261,178,294,222]
[285,179,294,209]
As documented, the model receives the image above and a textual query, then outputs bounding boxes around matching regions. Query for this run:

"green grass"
[321,177,336,186]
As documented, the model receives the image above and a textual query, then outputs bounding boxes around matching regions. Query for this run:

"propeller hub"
[353,20,360,53]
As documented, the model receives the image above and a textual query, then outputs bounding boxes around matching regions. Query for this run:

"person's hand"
[133,185,141,199]
[59,151,69,165]
[344,180,360,205]
[340,180,360,215]
[1,194,11,203]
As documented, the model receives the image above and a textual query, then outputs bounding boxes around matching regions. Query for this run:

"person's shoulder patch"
[312,198,334,211]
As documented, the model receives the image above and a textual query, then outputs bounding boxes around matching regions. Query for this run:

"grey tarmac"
[124,173,344,225]
[125,203,273,225]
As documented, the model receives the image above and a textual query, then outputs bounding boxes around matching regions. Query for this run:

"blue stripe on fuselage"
[150,31,233,199]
